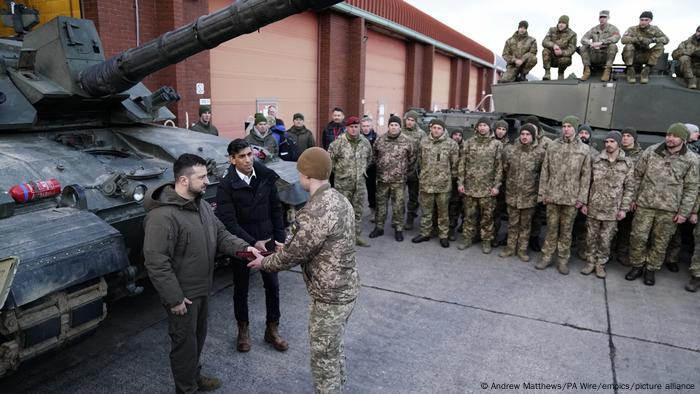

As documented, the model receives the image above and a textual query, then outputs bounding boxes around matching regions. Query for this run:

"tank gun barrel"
[79,0,341,97]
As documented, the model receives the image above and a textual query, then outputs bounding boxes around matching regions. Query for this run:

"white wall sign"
[199,98,211,105]
[196,83,205,95]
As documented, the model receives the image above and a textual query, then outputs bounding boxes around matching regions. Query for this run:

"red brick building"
[81,0,496,138]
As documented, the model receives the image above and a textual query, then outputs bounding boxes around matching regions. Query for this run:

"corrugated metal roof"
[344,0,494,66]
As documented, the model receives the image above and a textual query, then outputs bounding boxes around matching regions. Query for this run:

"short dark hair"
[227,138,250,156]
[173,153,207,179]
[332,107,344,114]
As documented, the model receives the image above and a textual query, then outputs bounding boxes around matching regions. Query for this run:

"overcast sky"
[403,0,697,78]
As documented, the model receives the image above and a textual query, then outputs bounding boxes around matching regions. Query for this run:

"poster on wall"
[256,98,279,117]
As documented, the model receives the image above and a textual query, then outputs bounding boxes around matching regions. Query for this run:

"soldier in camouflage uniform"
[572,124,598,259]
[625,124,699,286]
[369,115,416,242]
[536,115,592,275]
[686,199,700,291]
[613,127,643,266]
[501,20,538,83]
[448,129,465,241]
[500,123,545,262]
[402,110,427,231]
[580,10,620,82]
[328,116,372,247]
[621,11,669,84]
[542,15,578,80]
[524,115,550,252]
[250,147,359,394]
[411,119,459,248]
[456,117,503,254]
[580,131,635,279]
[492,120,510,246]
[671,26,700,89]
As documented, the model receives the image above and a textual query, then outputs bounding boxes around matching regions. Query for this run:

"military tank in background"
[0,0,339,378]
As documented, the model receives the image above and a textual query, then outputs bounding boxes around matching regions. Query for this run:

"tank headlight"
[122,182,147,202]
[59,184,88,209]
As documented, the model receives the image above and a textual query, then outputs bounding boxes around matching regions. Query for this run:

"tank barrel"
[79,0,341,97]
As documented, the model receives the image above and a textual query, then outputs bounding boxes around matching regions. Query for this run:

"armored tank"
[0,0,340,377]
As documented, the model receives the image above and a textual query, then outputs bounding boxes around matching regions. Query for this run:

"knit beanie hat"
[254,113,267,124]
[297,147,332,180]
[293,113,304,120]
[476,117,491,127]
[639,11,653,19]
[684,123,699,134]
[667,123,689,141]
[562,115,580,130]
[388,115,402,127]
[578,124,593,134]
[346,116,360,126]
[518,20,528,29]
[524,115,540,129]
[520,123,537,135]
[493,120,508,130]
[199,105,211,115]
[559,15,570,25]
[404,110,419,121]
[621,127,637,141]
[450,129,464,138]
[430,119,446,129]
[605,130,622,145]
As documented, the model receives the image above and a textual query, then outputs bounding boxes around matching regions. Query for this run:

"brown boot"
[595,264,607,279]
[580,66,591,81]
[197,374,222,392]
[557,68,566,80]
[237,321,251,352]
[601,66,612,82]
[543,68,551,80]
[264,321,289,351]
[689,77,698,89]
[640,66,650,84]
[580,262,595,275]
[626,67,636,84]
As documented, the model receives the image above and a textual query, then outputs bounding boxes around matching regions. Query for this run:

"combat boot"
[481,241,492,254]
[197,374,222,392]
[394,230,404,242]
[643,269,655,286]
[535,255,552,270]
[499,247,514,258]
[556,260,570,275]
[601,66,612,82]
[626,67,636,84]
[447,227,456,241]
[543,68,551,80]
[688,77,698,89]
[404,217,414,231]
[237,321,251,352]
[580,66,591,81]
[528,236,541,252]
[685,277,700,292]
[640,66,650,84]
[457,240,472,250]
[356,237,370,247]
[517,250,530,262]
[580,262,595,275]
[368,227,384,238]
[264,321,289,351]
[595,264,606,279]
[557,68,566,80]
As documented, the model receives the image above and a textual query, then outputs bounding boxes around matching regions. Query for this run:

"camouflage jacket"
[502,32,538,65]
[672,35,700,60]
[418,131,459,193]
[262,183,359,305]
[373,132,416,184]
[503,139,545,209]
[245,130,279,158]
[542,27,577,57]
[622,143,643,163]
[457,134,503,198]
[538,136,592,205]
[402,125,427,178]
[328,133,372,190]
[633,143,699,216]
[621,25,669,47]
[586,151,635,221]
[581,23,620,47]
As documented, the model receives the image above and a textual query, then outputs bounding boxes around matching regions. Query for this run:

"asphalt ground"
[2,213,700,394]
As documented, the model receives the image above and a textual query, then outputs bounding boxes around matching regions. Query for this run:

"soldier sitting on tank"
[671,25,700,89]
[500,20,538,83]
[580,10,620,82]
[620,11,669,84]
[541,15,577,80]
[189,105,219,136]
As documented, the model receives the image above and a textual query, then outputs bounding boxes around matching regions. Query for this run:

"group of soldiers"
[501,10,700,89]
[326,107,700,293]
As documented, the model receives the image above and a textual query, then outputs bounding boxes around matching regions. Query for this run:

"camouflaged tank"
[0,0,339,377]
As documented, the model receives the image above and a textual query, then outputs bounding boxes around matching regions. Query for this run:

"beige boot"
[595,264,607,279]
[535,254,552,270]
[499,247,514,258]
[197,374,222,392]
[689,77,698,89]
[482,241,492,254]
[580,262,595,275]
[557,259,570,275]
[517,249,530,262]
[640,66,650,84]
[264,321,289,351]
[626,67,636,84]
[237,321,251,352]
[580,66,591,81]
[601,66,612,82]
[543,68,551,80]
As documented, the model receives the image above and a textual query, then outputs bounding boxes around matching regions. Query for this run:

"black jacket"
[322,121,346,150]
[215,161,285,246]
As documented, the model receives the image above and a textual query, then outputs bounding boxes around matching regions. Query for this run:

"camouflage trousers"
[506,205,535,253]
[406,173,420,220]
[622,44,665,66]
[463,196,496,242]
[530,203,546,240]
[612,212,634,265]
[542,48,572,69]
[580,45,618,67]
[448,187,463,229]
[375,181,405,231]
[541,204,578,261]
[690,223,700,278]
[676,55,700,79]
[664,227,683,264]
[573,212,588,257]
[309,299,356,394]
[501,57,537,82]
[629,207,677,271]
[336,183,367,237]
[585,218,618,266]
[419,191,450,238]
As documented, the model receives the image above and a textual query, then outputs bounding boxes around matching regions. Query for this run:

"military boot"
[356,236,370,247]
[264,321,289,351]
[580,66,591,81]
[237,321,251,352]
[601,66,612,82]
[557,68,566,80]
[595,264,606,279]
[517,250,530,262]
[457,240,472,250]
[626,67,636,84]
[481,241,492,254]
[685,277,700,292]
[498,247,514,258]
[556,260,570,275]
[643,269,655,286]
[580,262,595,275]
[640,66,650,84]
[404,218,414,231]
[368,227,384,238]
[535,254,552,270]
[447,227,456,241]
[543,68,551,80]
[688,77,698,89]
[197,374,222,392]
